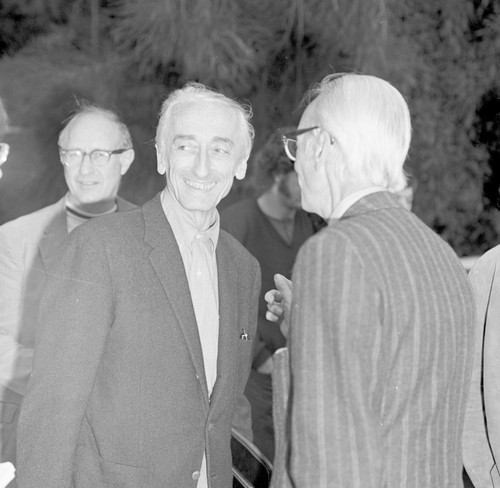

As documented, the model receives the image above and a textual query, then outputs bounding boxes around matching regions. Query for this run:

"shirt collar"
[160,188,219,251]
[331,187,386,220]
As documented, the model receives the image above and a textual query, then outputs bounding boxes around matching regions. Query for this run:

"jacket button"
[208,423,215,430]
[192,471,200,480]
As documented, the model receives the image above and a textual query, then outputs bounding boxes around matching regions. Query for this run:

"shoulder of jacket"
[220,229,258,265]
[116,196,138,212]
[0,199,64,235]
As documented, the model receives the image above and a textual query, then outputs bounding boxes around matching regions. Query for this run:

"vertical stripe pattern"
[284,191,474,488]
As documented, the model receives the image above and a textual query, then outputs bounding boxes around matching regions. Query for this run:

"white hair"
[306,73,411,192]
[155,82,254,159]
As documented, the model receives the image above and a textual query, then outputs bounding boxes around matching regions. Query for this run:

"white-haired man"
[0,103,135,471]
[16,83,260,488]
[266,73,475,487]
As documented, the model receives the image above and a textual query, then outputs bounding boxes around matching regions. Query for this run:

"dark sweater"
[220,198,314,367]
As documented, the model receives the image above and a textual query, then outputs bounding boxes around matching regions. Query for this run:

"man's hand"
[264,274,292,338]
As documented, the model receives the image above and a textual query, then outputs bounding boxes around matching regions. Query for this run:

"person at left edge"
[16,82,260,488]
[0,97,17,488]
[0,97,10,181]
[0,102,136,472]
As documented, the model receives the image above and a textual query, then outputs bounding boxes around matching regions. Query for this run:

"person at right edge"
[463,240,500,488]
[265,72,475,488]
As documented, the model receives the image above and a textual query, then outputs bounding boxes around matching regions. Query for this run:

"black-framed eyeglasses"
[281,126,335,162]
[59,147,131,167]
[281,126,317,162]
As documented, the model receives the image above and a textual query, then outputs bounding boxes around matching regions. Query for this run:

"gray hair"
[305,73,411,192]
[58,101,133,149]
[155,82,254,159]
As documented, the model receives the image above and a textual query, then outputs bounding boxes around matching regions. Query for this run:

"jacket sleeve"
[16,226,113,488]
[270,347,292,488]
[0,225,33,396]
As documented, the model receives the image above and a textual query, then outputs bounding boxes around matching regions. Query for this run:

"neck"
[329,175,376,216]
[163,188,216,231]
[190,210,217,231]
[257,187,296,220]
[67,195,116,215]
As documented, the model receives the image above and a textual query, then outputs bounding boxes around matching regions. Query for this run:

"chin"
[77,195,105,205]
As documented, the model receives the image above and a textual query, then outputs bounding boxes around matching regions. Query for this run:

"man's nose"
[193,150,210,177]
[79,153,94,175]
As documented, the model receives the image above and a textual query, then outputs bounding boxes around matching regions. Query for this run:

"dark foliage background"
[0,0,499,256]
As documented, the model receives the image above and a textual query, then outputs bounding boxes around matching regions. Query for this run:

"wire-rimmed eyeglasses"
[59,147,131,167]
[281,126,334,162]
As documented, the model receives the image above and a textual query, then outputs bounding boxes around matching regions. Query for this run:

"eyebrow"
[212,137,234,147]
[172,135,196,143]
[172,135,235,147]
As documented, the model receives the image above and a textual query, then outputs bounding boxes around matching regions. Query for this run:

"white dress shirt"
[161,189,220,488]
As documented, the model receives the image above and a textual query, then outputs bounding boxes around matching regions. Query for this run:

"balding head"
[58,103,135,213]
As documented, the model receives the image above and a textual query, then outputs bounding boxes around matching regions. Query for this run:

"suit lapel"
[143,195,209,404]
[211,236,239,404]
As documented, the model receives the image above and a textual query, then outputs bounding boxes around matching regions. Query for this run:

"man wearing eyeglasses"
[266,73,474,487]
[0,102,135,473]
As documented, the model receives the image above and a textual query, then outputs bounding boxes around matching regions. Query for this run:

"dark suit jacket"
[0,195,135,465]
[271,191,475,488]
[16,194,260,488]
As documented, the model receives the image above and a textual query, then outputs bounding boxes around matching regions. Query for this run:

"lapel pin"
[240,329,250,340]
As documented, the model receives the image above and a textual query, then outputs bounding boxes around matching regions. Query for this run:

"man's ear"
[312,129,328,170]
[119,149,135,176]
[0,143,10,165]
[156,144,167,175]
[234,159,248,180]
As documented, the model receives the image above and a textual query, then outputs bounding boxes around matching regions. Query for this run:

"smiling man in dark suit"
[266,73,475,488]
[16,83,260,488]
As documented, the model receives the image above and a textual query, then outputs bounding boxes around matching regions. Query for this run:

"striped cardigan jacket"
[271,191,475,488]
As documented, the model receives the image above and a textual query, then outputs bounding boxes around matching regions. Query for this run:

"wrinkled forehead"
[167,100,243,144]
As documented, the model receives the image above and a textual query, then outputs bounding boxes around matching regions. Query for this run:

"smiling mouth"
[184,179,216,191]
[78,181,99,187]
